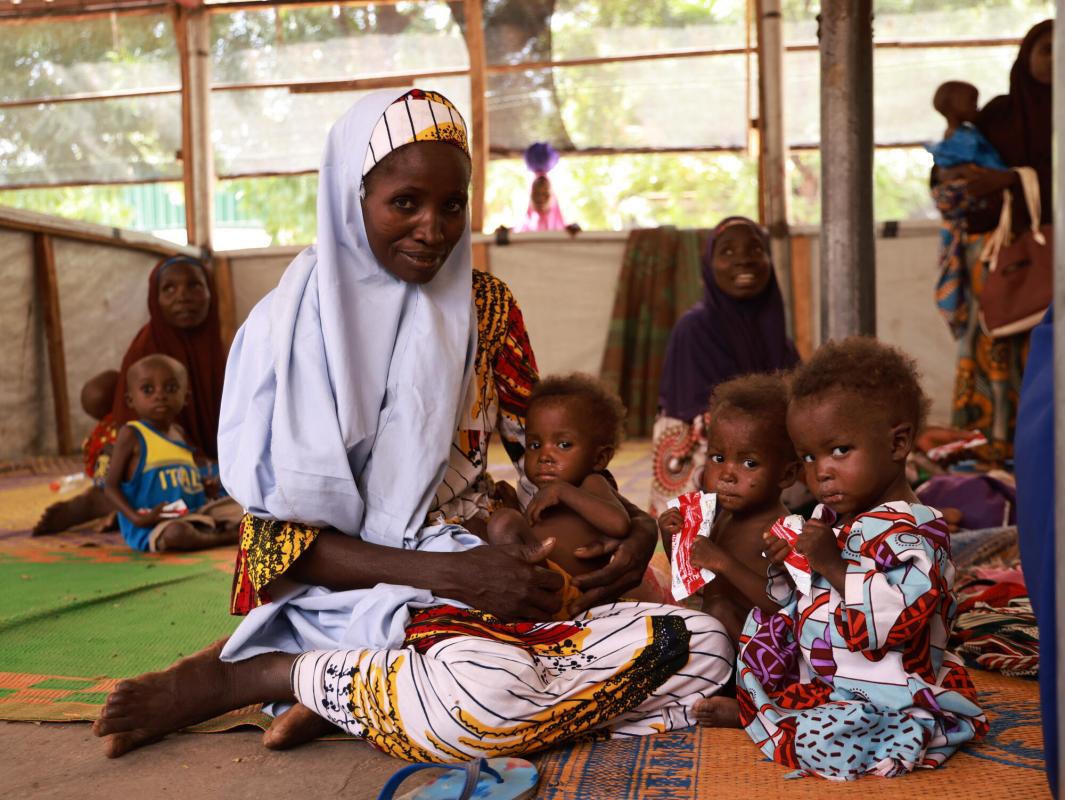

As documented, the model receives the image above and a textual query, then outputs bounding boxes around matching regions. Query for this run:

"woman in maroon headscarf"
[34,255,227,534]
[650,217,799,515]
[932,20,1052,458]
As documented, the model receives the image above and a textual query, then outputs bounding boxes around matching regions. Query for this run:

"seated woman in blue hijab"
[92,88,734,762]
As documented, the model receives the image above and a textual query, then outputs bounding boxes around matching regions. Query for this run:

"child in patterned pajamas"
[703,338,987,780]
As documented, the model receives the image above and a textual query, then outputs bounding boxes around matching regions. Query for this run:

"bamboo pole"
[175,5,196,247]
[1,207,199,257]
[212,255,238,349]
[788,234,813,359]
[176,4,214,249]
[287,69,470,95]
[33,233,74,455]
[463,0,488,234]
[756,0,792,335]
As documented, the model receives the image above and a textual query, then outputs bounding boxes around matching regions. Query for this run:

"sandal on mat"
[377,757,539,800]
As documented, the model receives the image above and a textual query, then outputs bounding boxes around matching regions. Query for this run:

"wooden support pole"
[177,5,215,249]
[212,255,238,350]
[756,0,793,336]
[789,234,813,360]
[33,233,74,455]
[464,0,488,234]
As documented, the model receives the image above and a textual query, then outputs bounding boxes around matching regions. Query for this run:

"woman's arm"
[568,494,657,614]
[283,531,565,621]
[964,167,1018,198]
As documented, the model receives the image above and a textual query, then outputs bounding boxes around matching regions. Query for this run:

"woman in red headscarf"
[931,20,1052,458]
[34,255,227,534]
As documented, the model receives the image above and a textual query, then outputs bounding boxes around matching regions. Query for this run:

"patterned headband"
[361,89,470,179]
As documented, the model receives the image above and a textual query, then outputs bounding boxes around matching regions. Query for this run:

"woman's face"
[710,224,772,300]
[157,261,211,329]
[1029,30,1053,85]
[362,141,471,285]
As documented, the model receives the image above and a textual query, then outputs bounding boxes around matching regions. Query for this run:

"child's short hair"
[708,373,793,454]
[932,80,977,116]
[127,354,187,386]
[529,372,626,450]
[789,337,930,432]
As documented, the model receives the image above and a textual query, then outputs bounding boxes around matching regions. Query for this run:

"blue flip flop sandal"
[378,757,539,800]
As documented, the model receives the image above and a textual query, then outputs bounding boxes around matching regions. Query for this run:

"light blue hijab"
[219,90,483,664]
[218,88,476,548]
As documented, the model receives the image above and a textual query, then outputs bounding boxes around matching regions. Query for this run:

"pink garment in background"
[516,196,568,232]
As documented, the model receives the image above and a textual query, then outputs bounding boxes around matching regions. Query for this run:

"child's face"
[787,389,912,518]
[711,224,772,300]
[951,85,980,123]
[702,410,796,515]
[158,261,211,329]
[525,399,610,489]
[531,176,553,213]
[126,362,187,429]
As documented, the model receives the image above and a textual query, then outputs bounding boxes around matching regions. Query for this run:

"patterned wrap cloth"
[933,180,1030,452]
[736,502,987,780]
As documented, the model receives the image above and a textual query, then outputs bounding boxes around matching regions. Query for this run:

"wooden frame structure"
[1,0,1031,243]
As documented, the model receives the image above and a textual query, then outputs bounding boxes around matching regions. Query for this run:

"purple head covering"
[524,141,560,175]
[659,216,799,421]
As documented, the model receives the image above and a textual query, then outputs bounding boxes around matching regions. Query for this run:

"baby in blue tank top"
[926,81,1007,174]
[103,355,240,552]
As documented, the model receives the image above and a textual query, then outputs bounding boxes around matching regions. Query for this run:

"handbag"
[978,166,1053,338]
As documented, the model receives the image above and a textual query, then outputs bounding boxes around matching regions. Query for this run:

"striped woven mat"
[534,668,1046,799]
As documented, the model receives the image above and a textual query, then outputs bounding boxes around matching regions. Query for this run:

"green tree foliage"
[0,0,1052,242]
[0,14,181,187]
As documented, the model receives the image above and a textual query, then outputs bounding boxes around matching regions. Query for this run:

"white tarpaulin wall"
[0,215,955,459]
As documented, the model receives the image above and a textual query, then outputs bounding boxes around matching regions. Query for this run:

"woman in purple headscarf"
[650,216,799,515]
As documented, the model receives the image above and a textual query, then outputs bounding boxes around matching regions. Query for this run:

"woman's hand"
[568,497,656,615]
[491,480,522,512]
[964,167,1016,198]
[447,539,565,621]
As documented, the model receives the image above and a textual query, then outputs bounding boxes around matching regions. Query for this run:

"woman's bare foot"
[693,696,741,728]
[33,487,111,536]
[92,639,296,758]
[262,702,339,750]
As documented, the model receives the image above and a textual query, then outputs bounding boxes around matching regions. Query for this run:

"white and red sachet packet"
[668,491,718,601]
[926,430,988,462]
[769,514,813,596]
[138,499,189,520]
